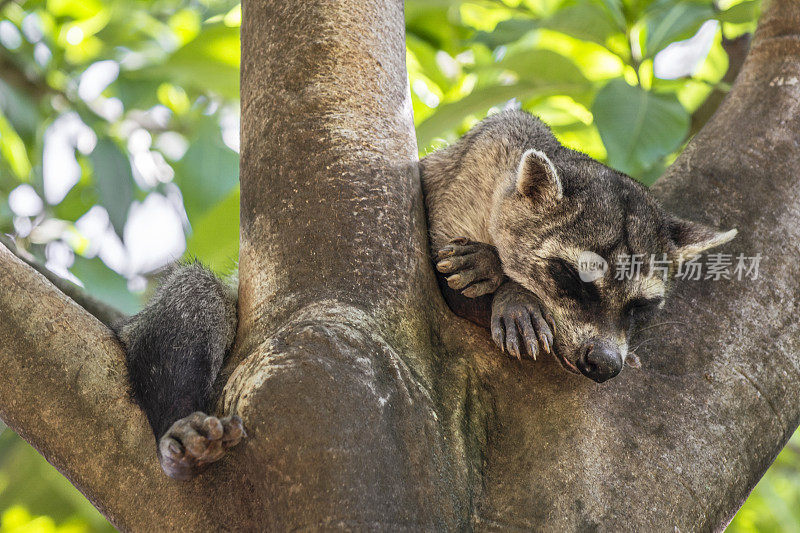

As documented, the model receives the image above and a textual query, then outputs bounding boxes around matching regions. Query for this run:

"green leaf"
[0,431,116,532]
[89,138,134,238]
[148,24,240,99]
[173,117,239,220]
[645,1,714,57]
[716,0,759,24]
[0,80,39,141]
[406,2,471,53]
[69,255,141,315]
[417,77,589,151]
[0,112,31,181]
[407,34,457,91]
[592,78,689,178]
[53,177,98,222]
[114,77,162,111]
[473,18,536,48]
[415,50,591,149]
[185,187,239,272]
[599,0,627,30]
[47,0,103,19]
[473,1,624,49]
[543,2,622,46]
[495,49,589,86]
[0,196,11,228]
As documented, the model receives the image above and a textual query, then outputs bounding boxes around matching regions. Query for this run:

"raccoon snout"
[577,339,623,383]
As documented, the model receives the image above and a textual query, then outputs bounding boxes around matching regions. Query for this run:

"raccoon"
[421,109,736,382]
[116,109,735,480]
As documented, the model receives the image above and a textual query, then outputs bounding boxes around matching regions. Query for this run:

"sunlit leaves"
[535,29,626,83]
[185,187,239,272]
[473,1,625,50]
[495,48,587,86]
[717,0,759,24]
[417,49,590,148]
[416,37,595,148]
[153,24,239,99]
[0,0,246,316]
[418,84,526,148]
[0,112,31,180]
[46,0,103,20]
[173,116,238,220]
[728,431,800,532]
[157,83,190,114]
[408,0,754,183]
[544,1,623,46]
[473,18,536,48]
[0,430,115,532]
[168,8,201,46]
[644,0,715,57]
[592,78,688,179]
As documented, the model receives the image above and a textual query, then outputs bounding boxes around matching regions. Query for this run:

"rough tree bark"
[0,0,798,530]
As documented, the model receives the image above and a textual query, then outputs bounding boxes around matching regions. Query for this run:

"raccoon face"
[490,149,736,382]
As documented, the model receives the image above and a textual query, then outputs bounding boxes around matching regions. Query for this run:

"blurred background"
[0,0,792,531]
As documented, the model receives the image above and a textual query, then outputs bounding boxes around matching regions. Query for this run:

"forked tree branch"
[0,0,798,530]
[0,234,126,326]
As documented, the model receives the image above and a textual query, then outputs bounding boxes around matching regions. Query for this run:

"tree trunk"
[1,0,799,530]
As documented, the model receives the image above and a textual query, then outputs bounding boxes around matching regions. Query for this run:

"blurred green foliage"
[0,0,790,531]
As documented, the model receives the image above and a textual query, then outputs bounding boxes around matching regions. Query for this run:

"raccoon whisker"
[630,337,658,353]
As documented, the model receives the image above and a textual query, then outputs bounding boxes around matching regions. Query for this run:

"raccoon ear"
[668,216,738,257]
[516,149,563,204]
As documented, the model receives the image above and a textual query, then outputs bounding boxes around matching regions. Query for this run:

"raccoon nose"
[577,340,623,383]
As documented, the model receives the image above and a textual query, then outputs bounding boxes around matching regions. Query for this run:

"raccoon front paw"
[436,237,504,298]
[491,283,555,360]
[158,412,246,480]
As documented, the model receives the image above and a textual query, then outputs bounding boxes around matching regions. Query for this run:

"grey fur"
[117,263,238,411]
[421,109,736,378]
[116,261,243,479]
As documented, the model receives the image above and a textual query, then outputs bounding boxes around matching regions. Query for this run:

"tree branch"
[0,234,126,326]
[460,1,800,529]
[0,243,234,530]
[690,33,752,137]
[0,0,797,530]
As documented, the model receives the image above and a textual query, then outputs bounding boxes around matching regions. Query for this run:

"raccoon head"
[490,149,736,383]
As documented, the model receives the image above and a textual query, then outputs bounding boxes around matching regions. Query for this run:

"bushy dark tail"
[115,262,238,438]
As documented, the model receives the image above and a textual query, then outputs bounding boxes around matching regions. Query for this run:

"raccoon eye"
[624,297,663,320]
[547,258,600,302]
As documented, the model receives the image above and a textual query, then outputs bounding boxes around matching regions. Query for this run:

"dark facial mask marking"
[547,258,601,305]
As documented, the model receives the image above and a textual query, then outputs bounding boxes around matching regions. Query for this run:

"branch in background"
[690,33,752,136]
[0,56,51,101]
[0,234,126,326]
[0,0,20,16]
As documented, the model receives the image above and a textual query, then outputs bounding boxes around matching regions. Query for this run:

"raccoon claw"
[491,284,554,361]
[158,412,246,480]
[436,239,504,298]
